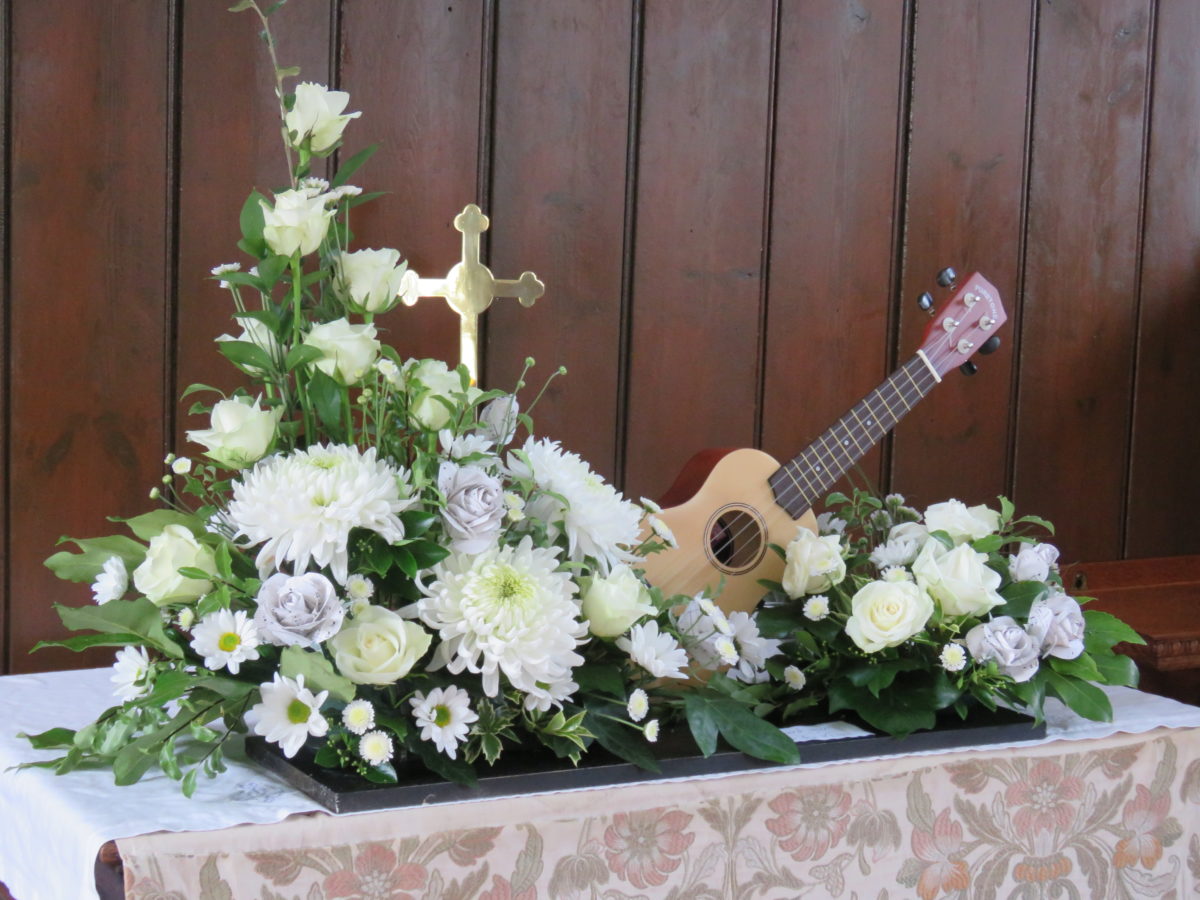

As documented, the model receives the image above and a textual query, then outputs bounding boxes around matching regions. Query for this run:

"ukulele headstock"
[917,271,1006,379]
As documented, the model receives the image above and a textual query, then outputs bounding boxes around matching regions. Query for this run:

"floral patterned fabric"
[119,727,1200,899]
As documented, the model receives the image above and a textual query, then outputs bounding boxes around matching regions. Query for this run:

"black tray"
[245,707,1046,814]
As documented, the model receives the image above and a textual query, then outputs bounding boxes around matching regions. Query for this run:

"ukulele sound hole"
[707,506,766,573]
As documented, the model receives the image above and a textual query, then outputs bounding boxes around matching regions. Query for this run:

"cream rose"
[1027,592,1085,660]
[334,248,411,315]
[329,605,432,685]
[782,527,846,598]
[911,540,1004,618]
[408,359,478,430]
[965,616,1040,682]
[923,499,1000,545]
[253,572,345,647]
[844,578,934,653]
[132,524,217,606]
[285,82,361,152]
[580,565,656,637]
[186,395,282,469]
[303,318,380,385]
[261,188,334,257]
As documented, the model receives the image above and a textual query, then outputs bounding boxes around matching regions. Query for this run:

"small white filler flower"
[111,646,152,702]
[91,556,128,604]
[358,730,394,766]
[616,621,689,679]
[939,643,968,673]
[803,595,830,621]
[643,719,661,743]
[189,609,262,675]
[626,688,649,723]
[783,665,807,691]
[246,673,329,758]
[410,685,479,760]
[341,699,376,736]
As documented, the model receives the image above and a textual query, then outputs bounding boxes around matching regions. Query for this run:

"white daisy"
[803,595,830,621]
[189,609,261,675]
[940,643,968,673]
[246,672,329,758]
[616,621,688,679]
[626,688,649,722]
[91,556,128,604]
[345,574,374,603]
[111,646,152,702]
[226,444,416,584]
[410,685,478,759]
[509,438,642,574]
[341,699,376,735]
[643,719,660,743]
[783,665,807,690]
[358,730,394,766]
[417,537,587,708]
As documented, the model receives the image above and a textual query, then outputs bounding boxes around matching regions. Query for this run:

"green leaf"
[1090,649,1140,688]
[331,143,378,188]
[408,540,451,570]
[1083,609,1146,650]
[159,738,183,780]
[180,382,226,400]
[391,545,417,579]
[412,738,477,786]
[306,368,345,440]
[279,646,355,703]
[827,680,938,737]
[585,706,661,773]
[1048,652,1103,682]
[313,743,340,768]
[32,632,144,653]
[228,0,256,11]
[574,664,627,701]
[119,509,198,541]
[683,693,719,757]
[45,535,147,584]
[996,580,1050,619]
[55,598,185,659]
[20,727,76,750]
[239,189,269,257]
[217,339,276,374]
[142,668,197,705]
[360,761,398,784]
[181,768,199,798]
[687,692,800,764]
[970,534,1005,554]
[284,344,325,372]
[1043,668,1113,722]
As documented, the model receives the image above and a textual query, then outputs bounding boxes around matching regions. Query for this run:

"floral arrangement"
[762,490,1143,736]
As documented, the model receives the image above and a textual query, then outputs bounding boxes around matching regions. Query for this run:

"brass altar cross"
[403,204,545,384]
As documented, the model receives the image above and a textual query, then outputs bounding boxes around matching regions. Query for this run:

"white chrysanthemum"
[640,497,663,515]
[342,699,375,735]
[226,444,415,584]
[509,438,642,573]
[92,556,128,604]
[940,643,968,673]
[674,597,733,670]
[783,665,807,690]
[644,719,660,743]
[803,595,830,621]
[648,516,677,549]
[725,611,783,683]
[714,636,740,666]
[171,457,192,475]
[177,608,195,631]
[111,646,152,702]
[358,730,394,766]
[816,512,848,535]
[345,574,374,603]
[410,685,479,759]
[417,537,587,708]
[189,609,261,675]
[627,688,649,723]
[439,429,496,466]
[617,621,688,679]
[246,672,329,758]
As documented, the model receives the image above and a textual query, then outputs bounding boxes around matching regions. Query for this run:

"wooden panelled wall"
[2,0,1199,674]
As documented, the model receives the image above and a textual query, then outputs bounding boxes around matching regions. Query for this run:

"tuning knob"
[936,267,958,288]
[959,360,978,376]
[917,291,934,313]
[979,335,1001,355]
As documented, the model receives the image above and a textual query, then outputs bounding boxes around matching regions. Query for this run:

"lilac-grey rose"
[253,572,345,647]
[1008,542,1060,583]
[438,461,505,554]
[478,394,520,445]
[965,616,1040,683]
[1027,591,1085,660]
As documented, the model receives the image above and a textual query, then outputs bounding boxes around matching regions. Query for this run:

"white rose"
[438,462,505,554]
[580,565,656,637]
[1008,542,1060,583]
[253,572,345,647]
[923,499,1000,545]
[844,579,934,653]
[186,395,282,469]
[911,540,1004,618]
[303,318,380,385]
[334,248,410,315]
[329,605,432,685]
[260,188,334,257]
[782,528,846,598]
[1027,591,1085,660]
[285,82,361,153]
[132,524,217,606]
[409,359,474,430]
[215,317,281,376]
[965,616,1040,682]
[478,395,520,445]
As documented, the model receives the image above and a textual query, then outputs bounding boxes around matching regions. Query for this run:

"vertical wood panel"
[624,0,775,503]
[8,2,171,671]
[339,0,485,367]
[486,0,633,478]
[761,1,905,496]
[0,0,9,673]
[1126,1,1200,557]
[1016,0,1152,562]
[892,1,1033,508]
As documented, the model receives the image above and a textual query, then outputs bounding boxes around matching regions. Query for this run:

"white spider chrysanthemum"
[626,688,649,723]
[416,537,587,708]
[508,438,642,573]
[189,609,261,675]
[342,699,376,735]
[410,685,479,759]
[92,556,128,604]
[617,620,688,679]
[246,672,329,758]
[226,444,415,584]
[111,646,152,702]
[358,730,394,766]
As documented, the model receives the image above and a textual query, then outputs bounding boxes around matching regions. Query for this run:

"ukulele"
[637,271,1006,614]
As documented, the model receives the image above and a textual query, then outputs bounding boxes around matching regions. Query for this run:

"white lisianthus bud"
[1027,591,1085,660]
[132,524,217,606]
[965,616,1040,682]
[580,565,656,637]
[782,528,846,599]
[260,188,335,257]
[285,82,361,152]
[329,605,432,685]
[923,499,1000,545]
[911,540,1004,618]
[844,578,934,653]
[437,461,505,554]
[334,248,411,315]
[1008,542,1061,583]
[252,572,346,647]
[303,318,381,385]
[186,396,282,469]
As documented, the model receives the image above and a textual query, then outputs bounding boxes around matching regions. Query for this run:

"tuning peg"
[978,335,1001,355]
[917,291,934,313]
[936,267,958,289]
[959,360,978,376]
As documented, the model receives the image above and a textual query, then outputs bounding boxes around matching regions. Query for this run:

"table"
[4,669,1200,900]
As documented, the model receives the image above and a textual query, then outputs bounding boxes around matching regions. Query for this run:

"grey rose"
[965,616,1040,683]
[438,461,505,554]
[1007,542,1060,583]
[253,572,345,647]
[1027,591,1085,660]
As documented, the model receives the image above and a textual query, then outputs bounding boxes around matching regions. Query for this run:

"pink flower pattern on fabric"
[603,808,695,889]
